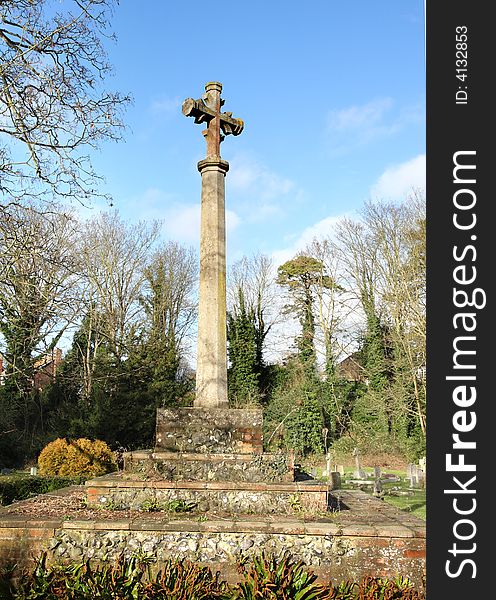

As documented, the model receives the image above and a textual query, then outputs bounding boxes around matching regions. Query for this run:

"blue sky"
[89,0,425,266]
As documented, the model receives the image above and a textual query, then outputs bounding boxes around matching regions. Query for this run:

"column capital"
[197,157,229,175]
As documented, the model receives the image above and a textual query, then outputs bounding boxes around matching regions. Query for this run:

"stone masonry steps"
[123,450,295,483]
[85,473,329,514]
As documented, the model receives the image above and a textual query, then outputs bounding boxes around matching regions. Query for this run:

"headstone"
[329,472,341,490]
[30,466,38,476]
[325,453,332,480]
[352,448,366,479]
[373,466,381,479]
[418,457,426,488]
[373,478,383,498]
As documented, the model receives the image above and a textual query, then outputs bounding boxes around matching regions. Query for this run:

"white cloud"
[228,154,295,222]
[370,154,426,200]
[326,98,424,155]
[271,214,346,267]
[328,98,393,131]
[149,95,181,115]
[230,159,294,200]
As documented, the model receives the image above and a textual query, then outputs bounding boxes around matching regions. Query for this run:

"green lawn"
[383,491,426,520]
[302,462,426,521]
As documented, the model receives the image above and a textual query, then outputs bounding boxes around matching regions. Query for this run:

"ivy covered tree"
[227,254,275,406]
[139,242,197,408]
[227,289,261,406]
[42,240,198,451]
[0,204,80,460]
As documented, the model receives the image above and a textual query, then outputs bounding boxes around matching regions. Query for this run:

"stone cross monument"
[182,82,244,408]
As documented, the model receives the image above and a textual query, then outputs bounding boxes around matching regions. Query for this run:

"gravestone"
[352,448,366,479]
[328,472,342,490]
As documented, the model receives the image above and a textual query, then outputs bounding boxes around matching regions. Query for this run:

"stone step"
[123,450,294,483]
[85,473,329,515]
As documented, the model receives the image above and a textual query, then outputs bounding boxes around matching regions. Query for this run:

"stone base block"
[155,407,263,454]
[85,474,328,514]
[123,451,294,483]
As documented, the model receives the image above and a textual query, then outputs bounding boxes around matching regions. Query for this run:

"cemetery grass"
[300,457,426,521]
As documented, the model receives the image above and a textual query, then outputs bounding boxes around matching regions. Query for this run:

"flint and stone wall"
[155,408,263,454]
[0,516,426,588]
[124,451,294,483]
[86,477,328,514]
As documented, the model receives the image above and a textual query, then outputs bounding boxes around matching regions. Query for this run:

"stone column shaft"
[195,158,229,408]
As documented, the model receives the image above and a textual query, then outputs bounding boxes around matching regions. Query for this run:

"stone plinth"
[155,407,263,454]
[123,450,294,483]
[85,474,328,514]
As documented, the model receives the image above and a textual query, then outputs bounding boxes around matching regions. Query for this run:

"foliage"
[0,552,424,599]
[37,438,116,477]
[139,499,198,513]
[227,254,275,407]
[235,550,328,599]
[263,356,365,457]
[26,230,197,456]
[263,359,326,456]
[5,552,231,600]
[0,474,85,506]
[0,205,79,463]
[227,289,262,406]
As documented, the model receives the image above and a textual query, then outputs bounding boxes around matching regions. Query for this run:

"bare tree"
[80,211,160,361]
[141,241,198,364]
[363,192,426,434]
[0,0,129,204]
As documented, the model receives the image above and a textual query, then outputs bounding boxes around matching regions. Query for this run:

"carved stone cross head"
[182,82,244,158]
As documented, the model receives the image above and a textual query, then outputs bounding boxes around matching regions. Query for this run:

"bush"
[0,475,85,506]
[236,550,328,598]
[38,438,117,477]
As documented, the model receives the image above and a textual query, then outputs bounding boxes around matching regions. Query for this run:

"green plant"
[288,493,303,513]
[38,438,117,477]
[140,498,161,512]
[139,498,198,513]
[354,575,421,599]
[234,550,329,599]
[0,474,85,506]
[8,552,230,600]
[165,499,198,513]
[0,551,425,599]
